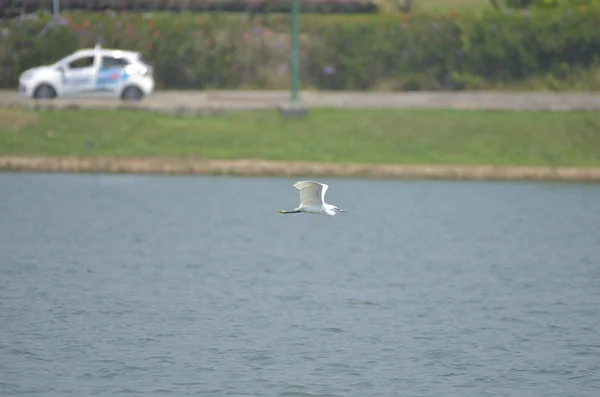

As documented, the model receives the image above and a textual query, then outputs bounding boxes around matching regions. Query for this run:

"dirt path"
[1,90,600,112]
[2,156,600,182]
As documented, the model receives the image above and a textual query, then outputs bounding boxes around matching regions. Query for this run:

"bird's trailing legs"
[277,210,301,214]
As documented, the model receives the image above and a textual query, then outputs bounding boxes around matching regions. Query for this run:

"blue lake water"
[1,172,599,396]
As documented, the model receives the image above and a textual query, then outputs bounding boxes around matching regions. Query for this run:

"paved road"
[1,90,600,112]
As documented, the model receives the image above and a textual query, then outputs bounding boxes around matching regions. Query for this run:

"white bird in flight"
[277,180,346,217]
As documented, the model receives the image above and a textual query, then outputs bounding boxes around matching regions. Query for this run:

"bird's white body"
[277,180,346,217]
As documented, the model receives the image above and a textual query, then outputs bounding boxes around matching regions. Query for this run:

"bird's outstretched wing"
[293,181,329,207]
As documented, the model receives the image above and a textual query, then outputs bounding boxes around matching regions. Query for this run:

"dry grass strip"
[2,156,600,182]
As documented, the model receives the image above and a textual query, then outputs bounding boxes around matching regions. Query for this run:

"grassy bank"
[1,107,600,167]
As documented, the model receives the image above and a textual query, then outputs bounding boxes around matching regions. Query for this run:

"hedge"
[0,0,379,18]
[1,6,599,91]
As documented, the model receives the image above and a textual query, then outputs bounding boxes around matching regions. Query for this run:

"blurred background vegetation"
[1,0,599,91]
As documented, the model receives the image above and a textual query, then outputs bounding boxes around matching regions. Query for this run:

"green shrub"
[0,13,79,87]
[1,6,599,91]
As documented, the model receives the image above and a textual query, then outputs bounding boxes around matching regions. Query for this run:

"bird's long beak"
[338,208,347,213]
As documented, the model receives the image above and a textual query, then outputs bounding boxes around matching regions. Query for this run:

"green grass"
[1,107,600,167]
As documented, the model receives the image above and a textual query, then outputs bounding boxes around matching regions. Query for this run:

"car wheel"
[33,84,57,99]
[121,86,144,101]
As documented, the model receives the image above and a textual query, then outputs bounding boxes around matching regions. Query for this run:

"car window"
[68,56,95,69]
[101,56,130,69]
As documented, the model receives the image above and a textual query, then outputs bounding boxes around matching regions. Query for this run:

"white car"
[18,44,155,101]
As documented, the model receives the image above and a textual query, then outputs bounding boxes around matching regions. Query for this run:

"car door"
[60,54,98,97]
[95,55,130,96]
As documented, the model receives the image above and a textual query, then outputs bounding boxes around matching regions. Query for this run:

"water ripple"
[1,174,599,396]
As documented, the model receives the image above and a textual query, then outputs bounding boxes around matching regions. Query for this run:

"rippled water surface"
[1,173,599,396]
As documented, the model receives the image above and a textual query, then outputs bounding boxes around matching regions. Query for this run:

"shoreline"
[2,156,600,182]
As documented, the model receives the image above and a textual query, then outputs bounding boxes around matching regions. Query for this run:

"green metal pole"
[291,0,300,106]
